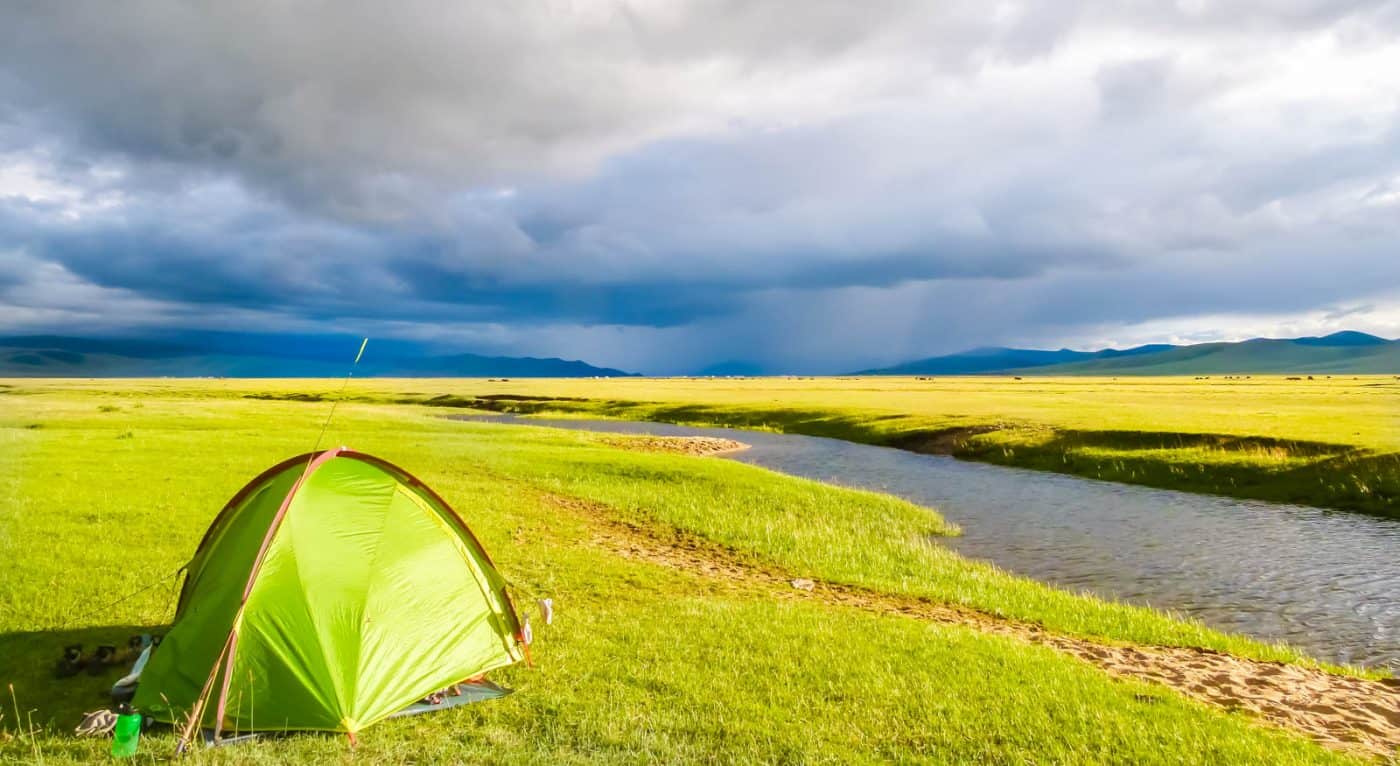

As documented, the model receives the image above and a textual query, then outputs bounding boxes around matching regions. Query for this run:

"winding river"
[467,415,1400,669]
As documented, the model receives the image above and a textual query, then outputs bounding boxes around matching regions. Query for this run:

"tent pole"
[175,629,234,754]
[210,629,240,742]
[310,337,367,454]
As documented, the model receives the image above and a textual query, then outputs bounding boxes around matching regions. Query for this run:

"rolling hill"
[855,344,1176,375]
[0,336,636,378]
[859,332,1400,376]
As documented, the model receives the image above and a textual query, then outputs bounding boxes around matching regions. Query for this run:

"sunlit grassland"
[111,373,1391,517]
[0,381,1374,763]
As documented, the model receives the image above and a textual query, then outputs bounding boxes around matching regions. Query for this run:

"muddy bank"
[887,426,999,454]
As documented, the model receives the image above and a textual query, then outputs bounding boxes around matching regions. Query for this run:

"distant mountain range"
[857,331,1400,375]
[0,335,636,378]
[8,331,1399,378]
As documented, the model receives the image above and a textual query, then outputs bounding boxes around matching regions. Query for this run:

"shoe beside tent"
[132,448,528,741]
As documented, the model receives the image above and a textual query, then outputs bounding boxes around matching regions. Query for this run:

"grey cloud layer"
[2,1,1399,371]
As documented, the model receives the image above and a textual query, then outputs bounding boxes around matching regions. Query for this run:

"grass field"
[0,380,1390,763]
[192,374,1398,518]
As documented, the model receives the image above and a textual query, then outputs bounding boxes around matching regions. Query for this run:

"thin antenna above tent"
[311,337,368,454]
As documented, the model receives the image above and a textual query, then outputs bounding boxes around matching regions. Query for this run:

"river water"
[466,415,1400,669]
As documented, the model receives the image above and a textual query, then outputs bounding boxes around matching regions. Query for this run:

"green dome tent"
[133,448,528,743]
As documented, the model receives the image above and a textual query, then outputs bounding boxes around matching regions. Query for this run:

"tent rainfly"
[132,448,529,743]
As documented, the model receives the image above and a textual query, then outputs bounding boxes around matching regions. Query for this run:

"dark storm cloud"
[3,0,1400,371]
[0,1,940,214]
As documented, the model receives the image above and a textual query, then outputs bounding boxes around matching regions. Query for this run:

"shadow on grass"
[0,625,160,733]
[1024,429,1357,457]
[955,430,1400,519]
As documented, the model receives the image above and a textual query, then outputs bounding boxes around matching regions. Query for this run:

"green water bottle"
[111,703,141,758]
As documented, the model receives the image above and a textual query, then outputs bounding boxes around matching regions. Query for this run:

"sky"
[2,1,1400,374]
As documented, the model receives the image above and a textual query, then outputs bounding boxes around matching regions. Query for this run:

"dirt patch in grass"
[600,435,749,456]
[547,494,1400,760]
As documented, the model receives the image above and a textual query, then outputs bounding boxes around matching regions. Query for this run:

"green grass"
[0,381,1382,763]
